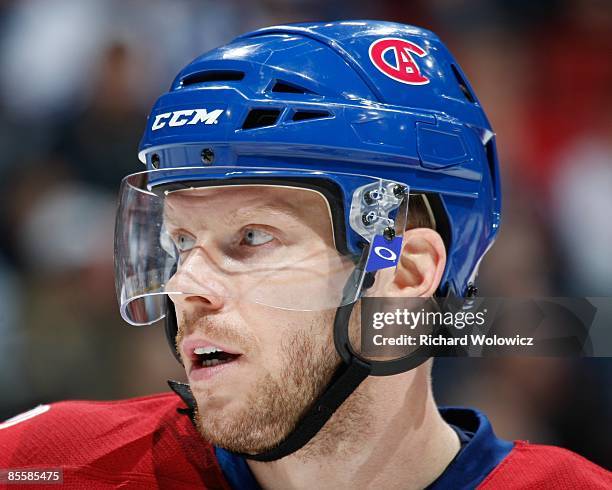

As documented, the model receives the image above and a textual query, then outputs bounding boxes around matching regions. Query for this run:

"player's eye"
[175,233,196,252]
[241,228,274,246]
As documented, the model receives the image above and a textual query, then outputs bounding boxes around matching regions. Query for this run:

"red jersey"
[1,391,610,489]
[0,392,230,489]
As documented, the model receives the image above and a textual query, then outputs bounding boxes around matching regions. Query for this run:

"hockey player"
[1,21,610,489]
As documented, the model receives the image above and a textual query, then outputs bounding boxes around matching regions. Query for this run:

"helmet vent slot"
[291,110,331,122]
[484,139,498,199]
[450,64,476,103]
[242,108,282,129]
[181,70,245,86]
[271,80,315,94]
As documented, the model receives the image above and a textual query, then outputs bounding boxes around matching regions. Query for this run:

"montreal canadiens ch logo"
[368,38,430,85]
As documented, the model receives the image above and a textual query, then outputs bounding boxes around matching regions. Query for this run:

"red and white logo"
[368,38,430,85]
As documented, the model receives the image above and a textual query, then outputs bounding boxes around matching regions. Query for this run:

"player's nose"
[166,247,228,312]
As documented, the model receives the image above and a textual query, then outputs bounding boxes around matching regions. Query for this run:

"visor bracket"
[349,180,408,242]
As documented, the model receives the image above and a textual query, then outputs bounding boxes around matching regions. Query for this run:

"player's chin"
[190,387,243,414]
[197,414,292,455]
[193,391,297,454]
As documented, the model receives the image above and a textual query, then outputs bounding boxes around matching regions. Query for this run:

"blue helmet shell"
[138,20,502,296]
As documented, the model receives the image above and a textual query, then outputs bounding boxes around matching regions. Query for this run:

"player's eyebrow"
[237,199,304,222]
[163,190,309,228]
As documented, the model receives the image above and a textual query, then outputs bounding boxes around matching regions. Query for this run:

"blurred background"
[0,0,610,469]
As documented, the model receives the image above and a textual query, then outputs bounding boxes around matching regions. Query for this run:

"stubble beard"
[192,324,341,455]
[178,306,372,459]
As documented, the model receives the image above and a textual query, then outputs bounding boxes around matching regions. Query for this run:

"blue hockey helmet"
[114,19,502,461]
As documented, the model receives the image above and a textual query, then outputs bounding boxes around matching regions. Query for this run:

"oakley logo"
[151,108,224,131]
[366,235,403,272]
[369,38,430,85]
[374,246,398,262]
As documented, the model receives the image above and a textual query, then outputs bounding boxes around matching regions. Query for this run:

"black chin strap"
[240,355,370,461]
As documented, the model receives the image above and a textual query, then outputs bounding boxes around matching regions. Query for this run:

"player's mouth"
[182,339,243,381]
[193,346,239,367]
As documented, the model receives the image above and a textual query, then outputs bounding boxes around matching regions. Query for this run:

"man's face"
[164,186,349,453]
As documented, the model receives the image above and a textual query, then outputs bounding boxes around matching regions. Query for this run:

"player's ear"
[371,228,446,297]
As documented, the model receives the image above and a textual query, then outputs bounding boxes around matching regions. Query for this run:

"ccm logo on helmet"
[369,38,430,85]
[151,108,224,131]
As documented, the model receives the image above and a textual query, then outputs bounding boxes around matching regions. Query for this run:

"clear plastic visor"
[115,167,408,325]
